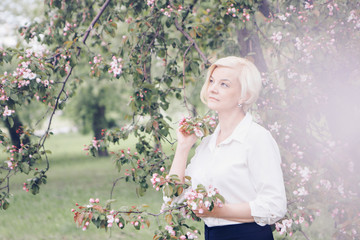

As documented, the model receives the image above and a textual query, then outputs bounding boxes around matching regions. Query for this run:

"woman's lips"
[208,96,219,101]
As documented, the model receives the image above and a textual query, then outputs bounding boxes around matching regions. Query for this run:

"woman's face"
[206,66,243,112]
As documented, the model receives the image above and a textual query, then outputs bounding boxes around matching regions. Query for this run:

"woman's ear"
[239,92,250,105]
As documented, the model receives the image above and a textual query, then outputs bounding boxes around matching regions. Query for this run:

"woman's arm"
[193,202,255,223]
[169,129,198,182]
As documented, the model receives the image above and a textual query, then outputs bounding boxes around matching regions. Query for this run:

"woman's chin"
[207,102,219,111]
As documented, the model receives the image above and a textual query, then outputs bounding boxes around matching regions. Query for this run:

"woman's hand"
[193,204,219,218]
[193,203,255,223]
[176,128,198,151]
[168,128,198,180]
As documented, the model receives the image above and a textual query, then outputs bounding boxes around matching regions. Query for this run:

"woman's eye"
[221,82,229,88]
[209,79,214,83]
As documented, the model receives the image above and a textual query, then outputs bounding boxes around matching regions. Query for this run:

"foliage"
[1,0,360,239]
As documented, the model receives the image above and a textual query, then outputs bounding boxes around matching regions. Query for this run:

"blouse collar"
[208,112,253,152]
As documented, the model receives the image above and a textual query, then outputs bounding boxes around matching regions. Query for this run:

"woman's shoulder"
[197,133,214,149]
[247,121,275,143]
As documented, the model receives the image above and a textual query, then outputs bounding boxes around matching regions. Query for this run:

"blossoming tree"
[1,0,359,239]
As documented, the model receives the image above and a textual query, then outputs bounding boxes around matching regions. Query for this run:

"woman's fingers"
[176,128,198,149]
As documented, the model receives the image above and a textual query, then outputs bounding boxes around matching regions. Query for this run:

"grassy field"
[0,132,332,240]
[0,133,181,240]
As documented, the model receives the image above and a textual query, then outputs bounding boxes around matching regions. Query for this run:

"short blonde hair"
[200,56,262,112]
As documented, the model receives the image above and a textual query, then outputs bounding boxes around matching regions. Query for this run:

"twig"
[181,0,198,23]
[299,229,311,240]
[38,0,112,149]
[110,177,125,200]
[182,43,194,115]
[173,18,209,65]
[36,0,112,177]
[38,67,73,148]
[82,0,111,48]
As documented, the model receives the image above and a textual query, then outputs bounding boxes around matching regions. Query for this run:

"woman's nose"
[209,83,218,93]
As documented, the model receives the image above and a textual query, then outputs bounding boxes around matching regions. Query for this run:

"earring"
[237,103,243,108]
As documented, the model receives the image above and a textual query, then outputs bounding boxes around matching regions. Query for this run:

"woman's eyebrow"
[210,76,231,82]
[220,79,232,82]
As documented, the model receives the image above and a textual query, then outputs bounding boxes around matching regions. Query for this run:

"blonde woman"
[169,56,287,240]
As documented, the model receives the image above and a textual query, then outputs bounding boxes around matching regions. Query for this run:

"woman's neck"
[216,109,246,145]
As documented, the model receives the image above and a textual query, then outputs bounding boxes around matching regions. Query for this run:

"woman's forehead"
[211,66,239,79]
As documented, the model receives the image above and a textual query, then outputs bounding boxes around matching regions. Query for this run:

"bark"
[92,104,108,157]
[236,26,268,73]
[236,0,272,72]
[4,114,30,148]
[258,0,271,18]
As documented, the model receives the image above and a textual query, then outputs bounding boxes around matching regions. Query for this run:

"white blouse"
[184,112,287,227]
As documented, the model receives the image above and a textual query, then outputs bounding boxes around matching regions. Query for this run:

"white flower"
[278,15,287,21]
[270,32,283,45]
[3,106,15,116]
[194,127,204,138]
[107,215,114,223]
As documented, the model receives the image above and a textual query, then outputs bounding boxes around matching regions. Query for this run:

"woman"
[169,56,287,240]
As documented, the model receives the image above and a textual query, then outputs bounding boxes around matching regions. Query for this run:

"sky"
[0,0,39,47]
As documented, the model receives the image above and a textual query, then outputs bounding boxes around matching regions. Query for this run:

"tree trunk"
[4,114,30,148]
[236,25,268,73]
[236,1,271,72]
[92,104,108,157]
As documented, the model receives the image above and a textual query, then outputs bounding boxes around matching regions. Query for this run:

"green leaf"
[19,162,30,174]
[215,193,225,204]
[136,186,146,197]
[7,117,14,128]
[163,184,173,197]
[2,201,9,210]
[111,22,117,29]
[10,94,18,101]
[64,40,73,49]
[31,184,40,195]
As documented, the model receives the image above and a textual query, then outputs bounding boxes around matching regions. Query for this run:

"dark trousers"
[204,222,274,240]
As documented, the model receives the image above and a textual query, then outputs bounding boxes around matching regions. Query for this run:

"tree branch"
[110,177,124,200]
[173,18,209,65]
[38,0,112,162]
[82,0,111,46]
[299,229,311,240]
[182,42,194,115]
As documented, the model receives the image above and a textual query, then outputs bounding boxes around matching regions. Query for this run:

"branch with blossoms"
[83,114,217,157]
[0,0,112,210]
[80,114,218,203]
[72,173,225,240]
[75,114,219,238]
[178,115,217,138]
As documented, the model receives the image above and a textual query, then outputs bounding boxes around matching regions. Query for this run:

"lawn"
[0,132,332,240]
[0,133,183,240]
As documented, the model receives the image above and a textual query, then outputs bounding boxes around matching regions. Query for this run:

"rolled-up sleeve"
[248,130,287,226]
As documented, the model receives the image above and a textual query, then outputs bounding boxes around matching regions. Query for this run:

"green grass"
[0,133,189,240]
[0,133,333,240]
